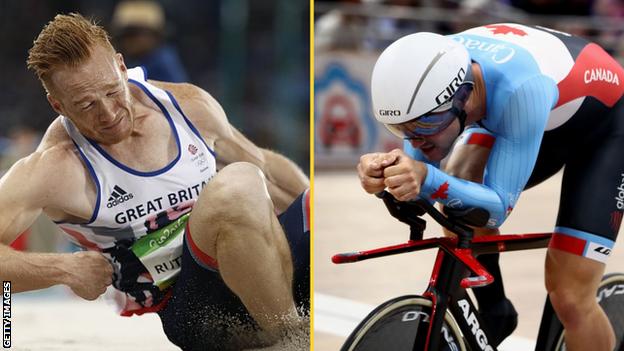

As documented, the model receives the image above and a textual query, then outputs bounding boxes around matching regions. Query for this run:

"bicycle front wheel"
[341,295,467,351]
[554,273,624,350]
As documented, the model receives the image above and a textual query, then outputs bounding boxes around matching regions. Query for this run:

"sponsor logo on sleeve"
[584,68,620,86]
[453,37,516,64]
[447,198,463,209]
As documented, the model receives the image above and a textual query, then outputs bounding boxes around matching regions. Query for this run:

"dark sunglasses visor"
[386,109,456,139]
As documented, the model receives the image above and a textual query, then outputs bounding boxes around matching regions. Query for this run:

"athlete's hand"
[62,251,113,300]
[357,152,398,194]
[382,149,428,202]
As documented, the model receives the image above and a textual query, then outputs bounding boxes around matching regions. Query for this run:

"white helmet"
[371,33,472,126]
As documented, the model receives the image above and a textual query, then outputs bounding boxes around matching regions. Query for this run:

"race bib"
[131,213,189,289]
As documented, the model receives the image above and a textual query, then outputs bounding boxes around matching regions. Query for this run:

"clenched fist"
[357,152,398,194]
[357,149,428,201]
[382,149,428,201]
[62,251,113,300]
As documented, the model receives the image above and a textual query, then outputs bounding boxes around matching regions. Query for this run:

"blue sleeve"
[421,76,558,227]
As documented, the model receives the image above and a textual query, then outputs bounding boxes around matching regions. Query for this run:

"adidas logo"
[106,185,134,208]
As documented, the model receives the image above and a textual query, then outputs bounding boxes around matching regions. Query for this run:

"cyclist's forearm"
[0,244,72,292]
[422,164,506,227]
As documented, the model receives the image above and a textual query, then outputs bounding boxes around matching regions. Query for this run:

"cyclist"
[358,23,624,350]
[0,13,309,350]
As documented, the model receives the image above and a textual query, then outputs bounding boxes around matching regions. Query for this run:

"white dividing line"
[315,293,374,337]
[314,292,536,351]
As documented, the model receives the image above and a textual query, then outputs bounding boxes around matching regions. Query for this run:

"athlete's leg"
[545,249,614,350]
[158,186,309,350]
[545,98,624,350]
[188,162,298,340]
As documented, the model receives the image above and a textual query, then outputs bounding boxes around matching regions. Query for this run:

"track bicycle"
[333,191,624,351]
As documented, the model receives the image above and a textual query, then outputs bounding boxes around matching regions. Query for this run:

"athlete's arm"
[439,128,500,237]
[416,76,558,227]
[0,147,112,298]
[255,147,309,211]
[155,81,309,212]
[212,107,308,213]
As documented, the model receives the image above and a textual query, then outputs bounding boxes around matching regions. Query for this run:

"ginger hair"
[27,13,115,89]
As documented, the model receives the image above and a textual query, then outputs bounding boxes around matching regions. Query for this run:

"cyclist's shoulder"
[451,23,584,51]
[451,24,587,77]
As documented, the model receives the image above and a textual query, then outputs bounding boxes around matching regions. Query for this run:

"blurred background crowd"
[0,0,309,253]
[315,0,624,55]
[314,0,624,168]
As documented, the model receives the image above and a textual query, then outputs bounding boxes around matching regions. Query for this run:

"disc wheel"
[341,295,468,351]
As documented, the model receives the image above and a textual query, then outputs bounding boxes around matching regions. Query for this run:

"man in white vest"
[0,13,309,350]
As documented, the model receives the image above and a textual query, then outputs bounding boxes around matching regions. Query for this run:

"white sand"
[11,287,177,350]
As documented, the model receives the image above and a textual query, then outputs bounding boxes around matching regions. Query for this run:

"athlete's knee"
[212,162,267,198]
[202,162,269,214]
[194,162,273,234]
[547,285,595,330]
[545,258,600,331]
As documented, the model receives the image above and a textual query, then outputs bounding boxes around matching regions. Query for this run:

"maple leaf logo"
[485,24,527,37]
[431,181,449,200]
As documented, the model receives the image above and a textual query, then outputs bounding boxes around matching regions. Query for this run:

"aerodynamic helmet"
[371,32,474,138]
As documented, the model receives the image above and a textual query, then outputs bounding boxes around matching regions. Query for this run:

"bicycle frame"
[333,231,552,351]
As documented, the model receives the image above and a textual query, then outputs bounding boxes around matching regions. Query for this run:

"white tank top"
[57,67,217,315]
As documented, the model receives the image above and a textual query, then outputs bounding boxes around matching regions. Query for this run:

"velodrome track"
[314,170,624,350]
